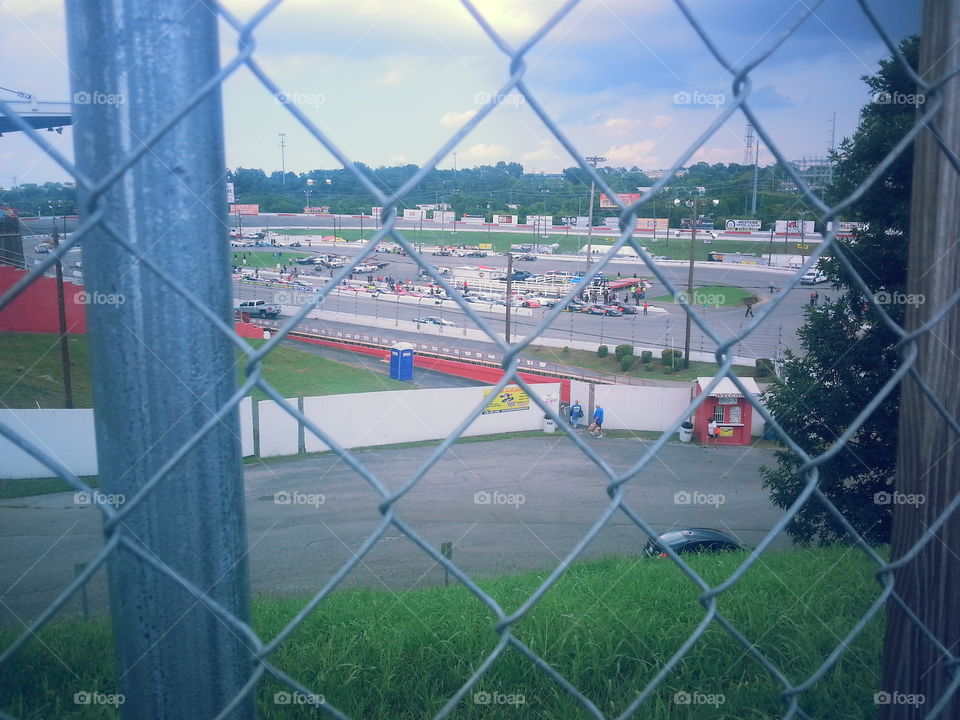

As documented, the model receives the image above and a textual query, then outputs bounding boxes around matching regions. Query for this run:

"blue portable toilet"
[390,342,415,381]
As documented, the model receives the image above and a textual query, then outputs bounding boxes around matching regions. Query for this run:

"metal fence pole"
[882,3,960,716]
[66,2,255,718]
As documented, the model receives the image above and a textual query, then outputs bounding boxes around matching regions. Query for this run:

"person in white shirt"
[706,419,719,447]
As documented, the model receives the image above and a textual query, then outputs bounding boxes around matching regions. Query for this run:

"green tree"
[760,36,918,545]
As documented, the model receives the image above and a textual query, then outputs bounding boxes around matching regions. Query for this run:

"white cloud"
[389,153,408,165]
[374,68,404,86]
[520,139,561,164]
[648,114,674,130]
[595,117,640,135]
[440,110,477,127]
[464,143,509,162]
[603,141,660,168]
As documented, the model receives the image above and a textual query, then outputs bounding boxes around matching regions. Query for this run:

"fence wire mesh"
[0,0,958,718]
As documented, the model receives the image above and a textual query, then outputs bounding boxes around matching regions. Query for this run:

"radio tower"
[743,123,755,166]
[743,123,760,215]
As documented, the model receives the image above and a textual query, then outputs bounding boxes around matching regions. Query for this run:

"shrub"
[614,344,633,361]
[597,345,609,359]
[641,350,653,364]
[562,346,570,353]
[661,349,683,366]
[756,357,775,377]
[620,355,634,372]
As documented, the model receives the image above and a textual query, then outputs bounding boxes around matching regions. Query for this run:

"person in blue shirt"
[569,400,583,428]
[590,406,605,438]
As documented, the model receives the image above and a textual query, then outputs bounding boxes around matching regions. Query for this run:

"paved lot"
[0,436,789,627]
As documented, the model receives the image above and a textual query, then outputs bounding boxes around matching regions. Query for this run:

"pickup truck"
[235,299,281,318]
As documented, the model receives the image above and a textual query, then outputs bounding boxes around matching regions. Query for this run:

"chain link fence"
[1,0,958,717]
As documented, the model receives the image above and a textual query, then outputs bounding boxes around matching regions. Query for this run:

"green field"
[231,251,311,268]
[270,225,813,262]
[526,344,762,382]
[651,284,758,308]
[0,333,407,410]
[0,547,885,719]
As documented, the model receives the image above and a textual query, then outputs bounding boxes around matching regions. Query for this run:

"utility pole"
[504,252,513,344]
[51,216,73,408]
[675,191,718,368]
[584,155,606,267]
[278,132,286,185]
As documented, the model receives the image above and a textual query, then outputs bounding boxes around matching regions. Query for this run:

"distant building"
[0,207,25,269]
[643,168,687,179]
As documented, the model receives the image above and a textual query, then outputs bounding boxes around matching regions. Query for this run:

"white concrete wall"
[593,385,694,431]
[287,384,560,456]
[256,399,301,458]
[0,409,98,479]
[239,396,255,456]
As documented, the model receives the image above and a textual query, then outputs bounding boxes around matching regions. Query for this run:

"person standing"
[589,405,605,438]
[745,302,754,318]
[643,301,649,316]
[569,400,583,429]
[706,418,718,447]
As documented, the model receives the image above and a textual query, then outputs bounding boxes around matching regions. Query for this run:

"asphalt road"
[0,437,789,627]
[231,245,813,359]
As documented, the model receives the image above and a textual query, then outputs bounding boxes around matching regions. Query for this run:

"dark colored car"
[614,302,638,314]
[507,271,533,282]
[432,249,452,256]
[586,304,620,316]
[643,528,742,557]
[517,254,537,261]
[557,300,585,312]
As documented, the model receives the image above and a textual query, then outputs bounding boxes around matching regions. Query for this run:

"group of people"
[567,400,604,439]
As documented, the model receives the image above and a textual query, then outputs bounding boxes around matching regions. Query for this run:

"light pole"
[674,191,719,368]
[584,155,606,268]
[49,203,73,408]
[278,133,286,185]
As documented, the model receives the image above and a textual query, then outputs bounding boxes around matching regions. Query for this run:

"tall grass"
[1,548,886,719]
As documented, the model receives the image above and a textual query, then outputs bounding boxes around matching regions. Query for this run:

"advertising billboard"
[226,182,235,204]
[482,385,530,414]
[599,192,643,208]
[229,204,259,215]
[403,209,423,221]
[826,221,869,233]
[775,220,815,234]
[724,219,762,231]
[432,210,454,223]
[495,214,518,225]
[304,206,330,214]
[636,218,669,231]
[460,215,485,225]
[526,215,553,228]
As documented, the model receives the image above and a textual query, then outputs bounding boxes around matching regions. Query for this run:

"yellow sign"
[478,243,494,250]
[717,426,734,437]
[482,385,530,414]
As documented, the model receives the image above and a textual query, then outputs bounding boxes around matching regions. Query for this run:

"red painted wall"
[0,266,88,333]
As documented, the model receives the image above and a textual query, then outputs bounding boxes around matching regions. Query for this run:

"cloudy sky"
[1,0,920,184]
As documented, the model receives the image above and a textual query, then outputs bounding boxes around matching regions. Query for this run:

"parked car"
[613,302,638,314]
[643,528,742,557]
[559,300,586,312]
[234,299,281,318]
[800,268,827,284]
[517,254,537,261]
[586,304,620,316]
[506,270,533,282]
[413,316,455,326]
[464,250,488,258]
[354,263,379,273]
[520,298,543,308]
[432,249,452,256]
[296,256,318,265]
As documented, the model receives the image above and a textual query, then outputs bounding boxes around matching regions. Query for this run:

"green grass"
[0,548,886,719]
[525,345,759,382]
[0,334,408,409]
[0,476,99,500]
[651,285,757,307]
[231,251,311,268]
[271,226,814,261]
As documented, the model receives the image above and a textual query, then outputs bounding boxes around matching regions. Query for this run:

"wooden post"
[881,4,960,718]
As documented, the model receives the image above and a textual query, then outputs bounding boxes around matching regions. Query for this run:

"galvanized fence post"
[65,1,255,718]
